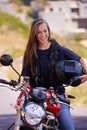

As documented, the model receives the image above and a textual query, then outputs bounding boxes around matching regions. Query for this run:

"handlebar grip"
[0,79,17,87]
[0,79,11,85]
[68,94,75,99]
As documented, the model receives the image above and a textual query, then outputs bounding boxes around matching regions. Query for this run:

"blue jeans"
[58,94,75,130]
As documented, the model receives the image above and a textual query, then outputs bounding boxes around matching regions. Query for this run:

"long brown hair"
[23,18,51,75]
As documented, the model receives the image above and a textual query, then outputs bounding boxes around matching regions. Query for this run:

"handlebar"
[0,79,27,91]
[0,79,17,87]
[0,80,74,108]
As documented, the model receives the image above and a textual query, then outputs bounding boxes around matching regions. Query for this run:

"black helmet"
[55,60,85,86]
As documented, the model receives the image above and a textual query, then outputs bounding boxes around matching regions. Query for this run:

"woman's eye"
[44,30,47,33]
[37,31,41,35]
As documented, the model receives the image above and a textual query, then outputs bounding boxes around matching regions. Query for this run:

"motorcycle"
[0,54,80,130]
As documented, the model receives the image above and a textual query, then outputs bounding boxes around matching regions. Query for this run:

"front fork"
[14,94,25,130]
[14,110,23,130]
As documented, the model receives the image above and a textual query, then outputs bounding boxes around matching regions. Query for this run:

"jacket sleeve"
[59,46,81,61]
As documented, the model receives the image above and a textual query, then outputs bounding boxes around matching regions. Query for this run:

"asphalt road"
[71,106,87,130]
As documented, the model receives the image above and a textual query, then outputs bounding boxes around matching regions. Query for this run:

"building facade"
[40,0,87,36]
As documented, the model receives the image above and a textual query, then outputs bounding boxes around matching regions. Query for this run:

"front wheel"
[20,125,43,130]
[20,125,59,130]
[20,126,33,130]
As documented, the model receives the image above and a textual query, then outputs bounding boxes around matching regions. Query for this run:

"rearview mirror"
[0,54,13,66]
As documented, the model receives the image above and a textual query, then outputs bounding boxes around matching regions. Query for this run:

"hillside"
[0,11,30,58]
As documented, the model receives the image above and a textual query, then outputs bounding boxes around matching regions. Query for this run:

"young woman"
[21,18,87,130]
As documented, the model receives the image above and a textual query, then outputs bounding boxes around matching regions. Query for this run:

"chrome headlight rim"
[21,102,46,126]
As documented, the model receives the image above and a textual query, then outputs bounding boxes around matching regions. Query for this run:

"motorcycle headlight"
[22,102,45,126]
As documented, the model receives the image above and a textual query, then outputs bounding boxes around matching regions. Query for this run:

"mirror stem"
[10,64,21,83]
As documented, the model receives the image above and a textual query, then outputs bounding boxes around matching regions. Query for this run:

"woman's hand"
[23,76,30,87]
[80,74,87,83]
[80,58,87,83]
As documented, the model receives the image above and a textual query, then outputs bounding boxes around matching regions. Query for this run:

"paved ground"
[71,106,87,130]
[0,114,15,130]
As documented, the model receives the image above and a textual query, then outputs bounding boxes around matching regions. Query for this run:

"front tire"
[20,126,33,130]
